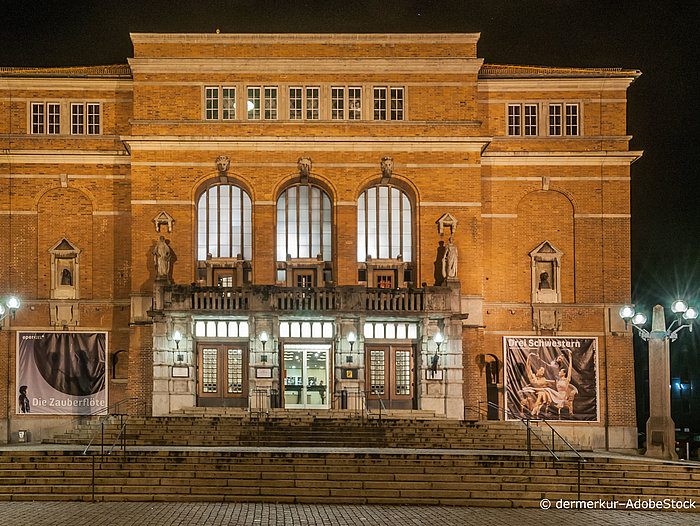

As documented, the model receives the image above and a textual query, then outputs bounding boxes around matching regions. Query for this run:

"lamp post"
[430,332,444,373]
[259,331,269,363]
[172,329,183,363]
[620,301,698,460]
[346,331,356,363]
[0,296,21,328]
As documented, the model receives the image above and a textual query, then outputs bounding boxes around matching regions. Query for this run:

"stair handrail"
[248,387,270,418]
[82,396,144,456]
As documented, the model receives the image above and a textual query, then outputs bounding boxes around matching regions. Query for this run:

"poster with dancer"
[16,332,107,415]
[503,336,598,422]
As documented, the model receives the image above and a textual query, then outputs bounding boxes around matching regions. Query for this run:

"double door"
[197,344,247,407]
[366,346,415,410]
[283,344,330,408]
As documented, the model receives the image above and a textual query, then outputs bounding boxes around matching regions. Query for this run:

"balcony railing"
[160,284,455,315]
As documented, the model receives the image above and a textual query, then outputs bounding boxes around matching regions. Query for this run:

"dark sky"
[2,0,699,310]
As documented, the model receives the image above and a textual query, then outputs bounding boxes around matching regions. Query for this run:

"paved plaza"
[0,502,695,526]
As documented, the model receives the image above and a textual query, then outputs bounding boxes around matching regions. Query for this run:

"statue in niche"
[442,237,458,280]
[61,268,72,286]
[153,236,172,279]
[538,271,552,290]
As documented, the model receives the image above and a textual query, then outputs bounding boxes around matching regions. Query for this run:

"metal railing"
[362,390,386,425]
[469,400,587,499]
[331,387,364,416]
[82,397,146,502]
[248,387,272,418]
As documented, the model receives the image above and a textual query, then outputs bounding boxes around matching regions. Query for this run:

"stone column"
[645,305,677,460]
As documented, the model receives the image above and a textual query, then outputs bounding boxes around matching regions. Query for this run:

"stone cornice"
[130,33,481,45]
[0,78,133,91]
[0,150,130,164]
[481,150,643,165]
[477,77,637,92]
[121,136,491,152]
[127,57,484,75]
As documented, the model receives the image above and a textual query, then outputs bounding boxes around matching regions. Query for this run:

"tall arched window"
[276,184,332,261]
[357,185,412,262]
[197,183,252,261]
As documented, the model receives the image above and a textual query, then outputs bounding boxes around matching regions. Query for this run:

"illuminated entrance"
[283,344,330,409]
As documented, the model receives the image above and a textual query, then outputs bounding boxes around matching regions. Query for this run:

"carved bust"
[216,155,230,174]
[297,157,312,179]
[381,157,394,180]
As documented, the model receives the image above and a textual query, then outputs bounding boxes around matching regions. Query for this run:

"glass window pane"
[375,323,385,339]
[219,185,231,258]
[370,350,385,395]
[198,193,207,261]
[291,322,301,338]
[407,324,417,339]
[301,322,311,338]
[395,350,410,395]
[227,349,243,393]
[312,322,322,338]
[217,321,227,338]
[357,192,366,262]
[385,323,396,339]
[247,87,260,119]
[322,322,333,339]
[402,195,412,262]
[299,185,310,258]
[277,194,287,261]
[208,187,218,257]
[280,322,290,338]
[364,323,373,339]
[289,87,302,119]
[348,87,361,120]
[322,194,332,261]
[206,321,216,337]
[378,186,389,259]
[239,322,249,338]
[202,348,218,393]
[228,321,238,338]
[195,321,206,337]
[396,323,407,339]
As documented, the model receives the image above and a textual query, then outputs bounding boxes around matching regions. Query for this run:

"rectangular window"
[331,87,344,120]
[264,87,278,119]
[31,103,45,134]
[507,104,521,135]
[348,87,362,120]
[205,87,219,120]
[71,103,84,134]
[289,87,302,119]
[222,87,236,120]
[86,103,100,134]
[305,87,319,120]
[373,87,387,120]
[524,104,538,136]
[247,87,261,120]
[566,103,579,135]
[47,103,60,134]
[549,104,562,136]
[390,87,404,120]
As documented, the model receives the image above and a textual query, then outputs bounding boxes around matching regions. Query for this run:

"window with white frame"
[47,103,60,134]
[264,87,278,119]
[289,87,303,119]
[222,87,236,120]
[247,87,261,119]
[374,87,404,120]
[276,184,332,261]
[71,103,100,135]
[548,103,579,136]
[305,87,320,120]
[357,185,412,262]
[331,86,362,120]
[205,87,219,120]
[565,103,579,135]
[197,183,253,261]
[31,103,45,134]
[508,103,538,136]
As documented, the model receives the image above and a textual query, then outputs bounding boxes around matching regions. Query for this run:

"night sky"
[2,1,699,425]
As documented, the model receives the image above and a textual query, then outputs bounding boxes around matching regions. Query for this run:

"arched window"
[197,183,252,261]
[276,184,332,261]
[357,185,412,262]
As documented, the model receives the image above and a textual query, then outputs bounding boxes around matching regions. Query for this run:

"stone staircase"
[44,410,579,452]
[1,449,698,508]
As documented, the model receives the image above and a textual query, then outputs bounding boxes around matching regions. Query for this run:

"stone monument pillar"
[645,305,678,460]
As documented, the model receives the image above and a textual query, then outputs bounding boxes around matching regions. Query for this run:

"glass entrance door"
[366,346,414,410]
[283,344,330,408]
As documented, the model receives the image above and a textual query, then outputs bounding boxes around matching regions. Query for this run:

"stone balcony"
[159,284,459,316]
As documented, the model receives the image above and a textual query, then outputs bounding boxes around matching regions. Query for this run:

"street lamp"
[619,301,698,459]
[346,331,356,363]
[259,331,269,363]
[430,332,444,372]
[0,296,21,329]
[172,330,183,363]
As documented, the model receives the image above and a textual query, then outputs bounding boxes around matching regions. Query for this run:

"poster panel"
[503,336,598,422]
[17,332,107,415]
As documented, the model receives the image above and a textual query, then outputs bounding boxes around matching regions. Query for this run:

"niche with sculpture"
[529,241,562,304]
[49,238,81,299]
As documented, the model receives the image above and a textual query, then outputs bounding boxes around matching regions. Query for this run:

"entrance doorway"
[282,344,330,409]
[366,346,415,410]
[197,344,248,407]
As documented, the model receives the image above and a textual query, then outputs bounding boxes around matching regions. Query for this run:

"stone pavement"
[0,502,694,526]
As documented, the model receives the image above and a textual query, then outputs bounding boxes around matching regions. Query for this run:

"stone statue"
[442,237,458,279]
[297,157,312,180]
[538,271,551,290]
[153,236,171,279]
[216,155,230,174]
[380,156,393,181]
[61,268,72,286]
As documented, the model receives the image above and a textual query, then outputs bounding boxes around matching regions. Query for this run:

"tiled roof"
[0,65,131,78]
[480,64,641,78]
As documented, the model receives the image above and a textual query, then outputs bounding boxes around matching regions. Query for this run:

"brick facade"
[0,33,640,448]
